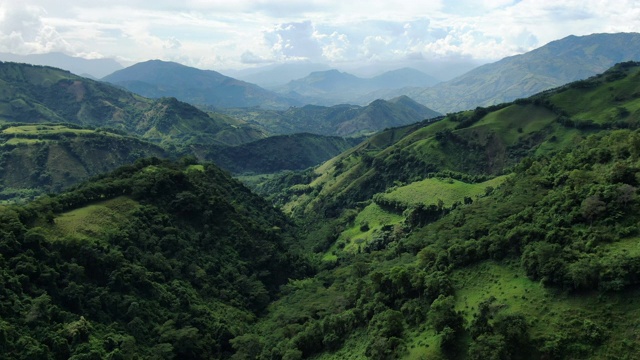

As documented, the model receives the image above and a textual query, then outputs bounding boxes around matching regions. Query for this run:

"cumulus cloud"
[0,2,73,54]
[263,21,324,61]
[3,0,640,72]
[241,50,272,64]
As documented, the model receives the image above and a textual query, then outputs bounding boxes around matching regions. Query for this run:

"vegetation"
[0,158,310,359]
[0,61,268,148]
[3,60,640,360]
[219,96,441,137]
[195,133,362,175]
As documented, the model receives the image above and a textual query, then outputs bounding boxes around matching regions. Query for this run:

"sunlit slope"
[267,62,640,222]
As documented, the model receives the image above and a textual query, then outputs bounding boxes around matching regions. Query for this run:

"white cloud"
[0,0,639,71]
[0,2,73,54]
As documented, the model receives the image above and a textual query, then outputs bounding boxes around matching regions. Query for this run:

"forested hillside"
[0,123,167,203]
[193,133,363,174]
[0,158,310,359]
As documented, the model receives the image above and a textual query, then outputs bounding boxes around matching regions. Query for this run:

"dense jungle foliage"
[0,158,310,359]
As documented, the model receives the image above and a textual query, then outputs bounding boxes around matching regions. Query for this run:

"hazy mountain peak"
[102,60,299,109]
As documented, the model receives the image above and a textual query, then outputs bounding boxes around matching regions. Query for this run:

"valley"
[1,31,640,360]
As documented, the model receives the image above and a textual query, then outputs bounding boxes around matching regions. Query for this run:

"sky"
[1,0,639,76]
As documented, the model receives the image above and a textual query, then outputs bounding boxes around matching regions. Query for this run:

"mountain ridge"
[103,60,300,109]
[365,32,640,112]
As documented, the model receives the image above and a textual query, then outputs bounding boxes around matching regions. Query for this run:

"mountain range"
[102,60,300,110]
[370,32,640,112]
[272,68,440,105]
[221,95,441,137]
[223,62,332,87]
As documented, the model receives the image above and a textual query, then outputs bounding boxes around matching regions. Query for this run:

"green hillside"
[0,61,267,147]
[0,158,309,359]
[235,63,640,359]
[221,96,441,137]
[194,133,362,175]
[262,62,640,223]
[0,123,167,203]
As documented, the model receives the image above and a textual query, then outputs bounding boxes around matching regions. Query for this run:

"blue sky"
[0,0,639,74]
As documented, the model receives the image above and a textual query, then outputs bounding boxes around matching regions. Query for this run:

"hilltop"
[0,158,311,359]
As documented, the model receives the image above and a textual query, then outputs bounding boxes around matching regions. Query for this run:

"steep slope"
[0,61,267,146]
[232,62,640,360]
[222,96,441,137]
[102,60,299,109]
[372,32,640,112]
[193,133,362,174]
[259,61,640,222]
[0,158,310,359]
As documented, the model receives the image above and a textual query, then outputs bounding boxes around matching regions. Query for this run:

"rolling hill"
[368,32,640,113]
[0,158,310,359]
[102,60,300,109]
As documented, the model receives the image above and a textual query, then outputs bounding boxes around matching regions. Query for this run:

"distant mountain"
[194,133,363,174]
[274,68,439,105]
[222,96,441,137]
[102,60,300,109]
[0,52,123,79]
[0,61,267,147]
[372,32,640,113]
[225,62,332,87]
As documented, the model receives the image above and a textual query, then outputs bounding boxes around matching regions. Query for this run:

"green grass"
[186,164,205,173]
[337,203,404,253]
[50,196,139,241]
[469,104,557,144]
[2,124,96,136]
[4,138,45,145]
[380,175,510,208]
[451,259,640,358]
[404,327,441,360]
[550,67,640,123]
[603,237,640,256]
